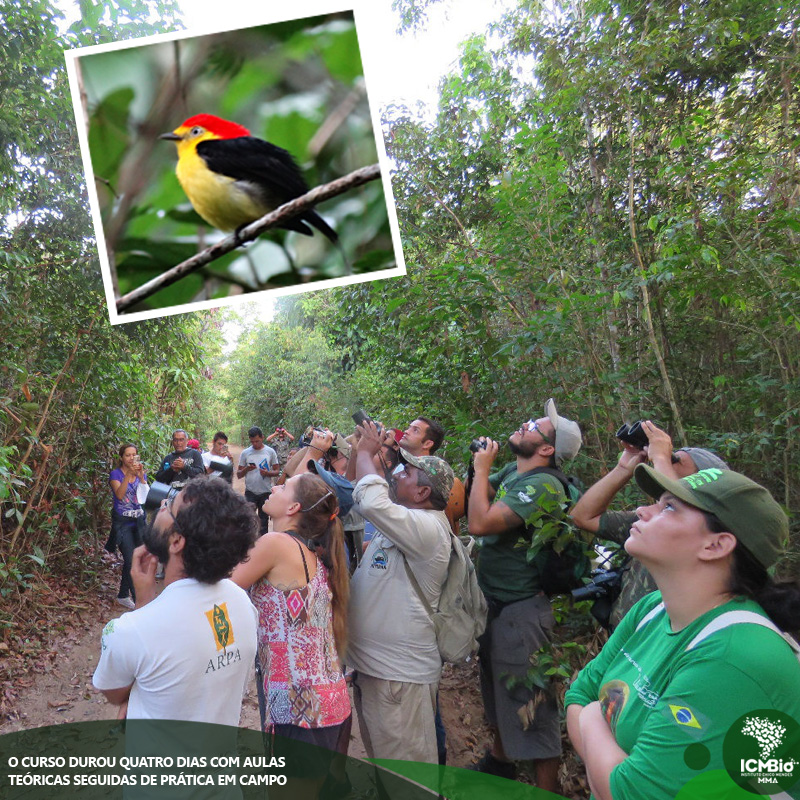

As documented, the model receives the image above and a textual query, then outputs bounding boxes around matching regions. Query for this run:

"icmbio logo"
[723,709,800,794]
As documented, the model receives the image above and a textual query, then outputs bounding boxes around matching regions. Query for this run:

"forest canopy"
[1,0,798,618]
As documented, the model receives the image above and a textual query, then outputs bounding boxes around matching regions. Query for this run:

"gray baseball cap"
[676,447,728,471]
[544,398,582,466]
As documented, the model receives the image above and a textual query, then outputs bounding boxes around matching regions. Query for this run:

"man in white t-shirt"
[348,420,453,764]
[237,426,279,535]
[93,475,258,725]
[202,431,234,483]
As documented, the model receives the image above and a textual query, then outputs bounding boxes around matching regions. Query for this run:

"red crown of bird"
[179,114,251,139]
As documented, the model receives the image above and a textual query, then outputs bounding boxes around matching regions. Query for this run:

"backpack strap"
[635,601,666,632]
[402,536,454,618]
[527,466,571,498]
[685,610,800,662]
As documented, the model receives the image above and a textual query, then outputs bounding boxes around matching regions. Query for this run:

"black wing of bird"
[196,137,337,242]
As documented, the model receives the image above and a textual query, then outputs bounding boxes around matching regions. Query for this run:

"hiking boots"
[469,751,517,780]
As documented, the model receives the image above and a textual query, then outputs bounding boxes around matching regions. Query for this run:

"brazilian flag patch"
[669,704,702,729]
[205,603,233,651]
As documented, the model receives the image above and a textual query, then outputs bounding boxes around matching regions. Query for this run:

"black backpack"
[525,467,593,596]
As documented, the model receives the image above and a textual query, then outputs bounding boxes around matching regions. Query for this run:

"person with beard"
[467,399,582,792]
[346,420,453,765]
[92,475,258,724]
[397,415,464,765]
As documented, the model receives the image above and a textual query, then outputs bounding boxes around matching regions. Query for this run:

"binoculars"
[616,421,649,450]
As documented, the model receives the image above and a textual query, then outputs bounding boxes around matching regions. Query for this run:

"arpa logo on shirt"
[205,603,234,650]
[204,603,244,674]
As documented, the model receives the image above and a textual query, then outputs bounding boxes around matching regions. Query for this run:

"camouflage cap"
[399,449,455,505]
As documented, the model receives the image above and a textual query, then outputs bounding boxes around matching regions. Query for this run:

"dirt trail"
[0,444,488,770]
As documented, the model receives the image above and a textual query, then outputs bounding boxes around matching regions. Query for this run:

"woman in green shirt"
[565,466,800,800]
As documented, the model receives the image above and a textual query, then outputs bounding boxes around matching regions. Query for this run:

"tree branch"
[116,163,381,313]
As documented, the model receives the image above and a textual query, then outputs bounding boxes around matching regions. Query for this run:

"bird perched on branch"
[159,113,339,245]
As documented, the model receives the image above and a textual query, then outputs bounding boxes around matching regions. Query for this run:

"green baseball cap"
[634,465,789,569]
[399,449,455,506]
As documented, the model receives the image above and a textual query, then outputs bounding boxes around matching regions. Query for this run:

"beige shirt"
[347,474,450,683]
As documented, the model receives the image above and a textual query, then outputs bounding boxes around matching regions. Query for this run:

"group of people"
[96,404,800,799]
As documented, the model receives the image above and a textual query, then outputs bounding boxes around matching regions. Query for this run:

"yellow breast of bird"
[176,147,266,232]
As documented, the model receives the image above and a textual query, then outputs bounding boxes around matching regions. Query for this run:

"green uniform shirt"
[565,592,800,800]
[476,463,565,603]
[598,510,657,629]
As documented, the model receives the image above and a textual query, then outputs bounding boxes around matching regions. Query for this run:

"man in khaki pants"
[347,419,453,763]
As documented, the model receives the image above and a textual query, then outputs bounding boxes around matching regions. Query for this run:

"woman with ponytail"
[232,472,350,794]
[566,466,800,800]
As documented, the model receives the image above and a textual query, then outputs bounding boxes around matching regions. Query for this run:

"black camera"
[572,563,627,631]
[572,567,625,601]
[616,421,649,450]
[207,457,234,479]
[469,438,504,454]
[352,409,383,435]
[352,409,370,427]
[298,426,326,448]
[143,481,182,511]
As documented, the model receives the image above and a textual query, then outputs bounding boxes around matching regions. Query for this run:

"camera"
[469,438,504,454]
[616,421,649,450]
[298,426,326,448]
[352,409,383,435]
[572,562,627,631]
[207,457,234,478]
[571,567,625,601]
[352,409,372,428]
[143,481,182,511]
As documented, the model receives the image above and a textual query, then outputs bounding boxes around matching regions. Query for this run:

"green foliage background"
[221,0,800,575]
[0,0,220,603]
[1,0,798,640]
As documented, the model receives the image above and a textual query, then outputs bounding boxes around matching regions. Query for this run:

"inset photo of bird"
[66,7,405,322]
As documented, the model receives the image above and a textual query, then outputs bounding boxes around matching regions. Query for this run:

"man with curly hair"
[93,475,258,724]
